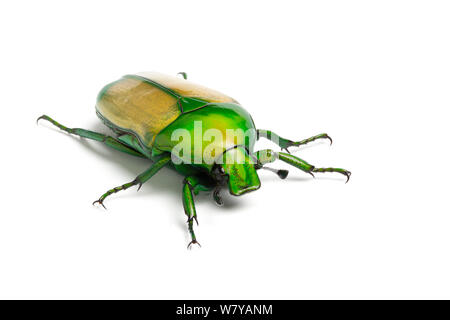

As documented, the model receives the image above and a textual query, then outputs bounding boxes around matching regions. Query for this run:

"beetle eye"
[213,164,226,178]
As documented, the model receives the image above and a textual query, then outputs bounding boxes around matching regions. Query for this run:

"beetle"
[38,72,351,248]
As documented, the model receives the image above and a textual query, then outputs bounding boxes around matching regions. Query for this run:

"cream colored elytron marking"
[96,77,181,147]
[136,72,238,104]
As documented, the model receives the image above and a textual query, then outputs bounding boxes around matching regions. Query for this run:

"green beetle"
[38,72,350,247]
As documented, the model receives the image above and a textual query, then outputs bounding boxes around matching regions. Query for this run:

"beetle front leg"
[254,149,289,179]
[255,149,351,183]
[92,155,171,208]
[182,177,201,248]
[257,129,332,153]
[277,151,351,182]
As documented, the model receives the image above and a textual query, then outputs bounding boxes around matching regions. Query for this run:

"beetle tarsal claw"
[325,134,333,146]
[344,171,352,183]
[36,115,45,124]
[187,215,199,226]
[187,240,201,249]
[92,199,107,210]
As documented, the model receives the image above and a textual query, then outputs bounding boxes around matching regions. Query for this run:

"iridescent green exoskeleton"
[38,72,351,248]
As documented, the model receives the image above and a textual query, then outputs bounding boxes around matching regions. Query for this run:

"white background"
[1,0,449,299]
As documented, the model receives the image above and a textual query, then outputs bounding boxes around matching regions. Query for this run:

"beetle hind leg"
[37,114,145,158]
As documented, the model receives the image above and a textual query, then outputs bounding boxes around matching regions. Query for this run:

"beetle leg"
[277,151,351,182]
[254,149,289,179]
[182,178,201,248]
[177,72,188,80]
[294,133,333,147]
[93,179,139,209]
[92,155,171,208]
[254,149,277,165]
[257,129,332,153]
[255,149,351,183]
[37,115,146,158]
[182,175,212,224]
[311,167,352,183]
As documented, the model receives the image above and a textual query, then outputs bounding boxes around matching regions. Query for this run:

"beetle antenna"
[261,166,289,179]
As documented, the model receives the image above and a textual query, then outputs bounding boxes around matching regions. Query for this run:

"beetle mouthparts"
[213,187,224,206]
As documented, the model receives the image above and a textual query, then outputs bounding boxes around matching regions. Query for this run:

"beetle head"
[212,146,261,196]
